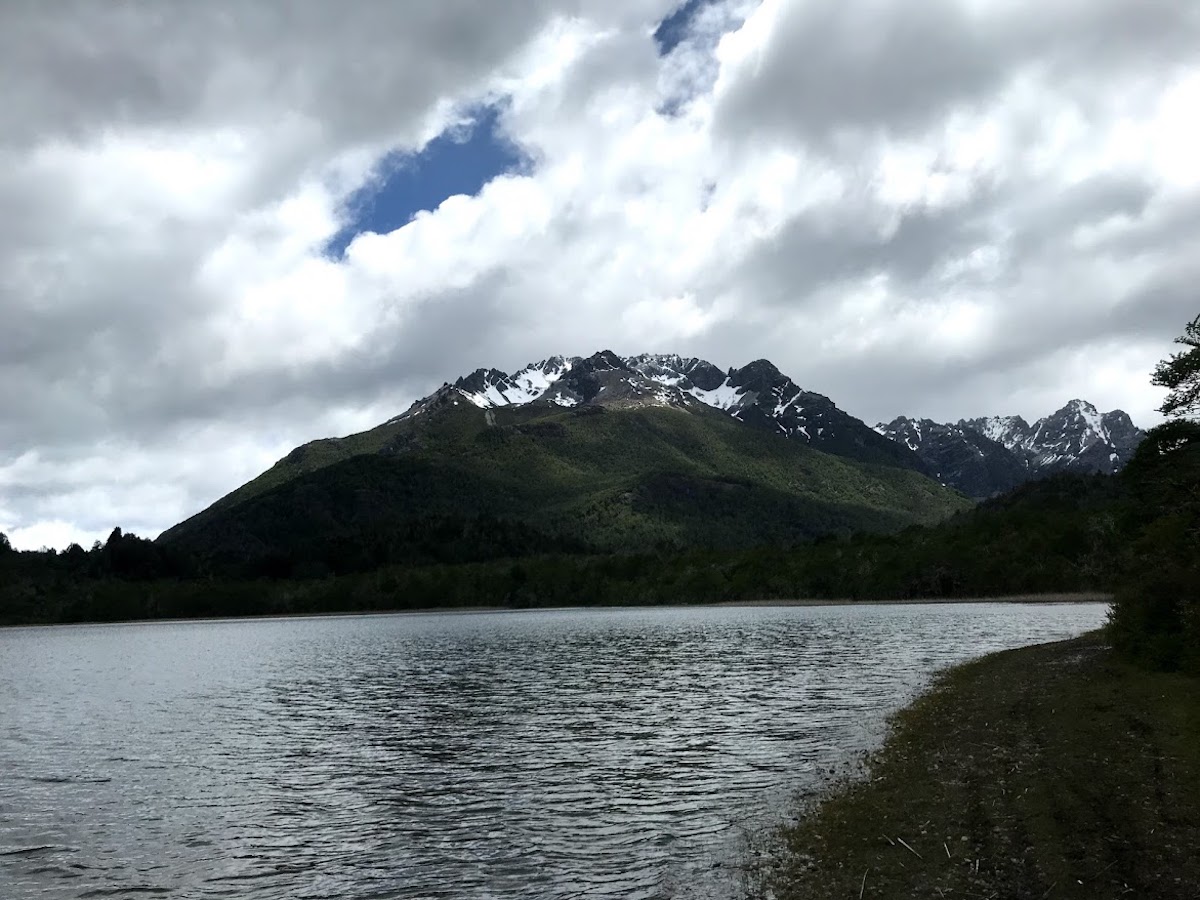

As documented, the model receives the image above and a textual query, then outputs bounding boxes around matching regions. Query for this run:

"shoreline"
[0,592,1112,630]
[707,591,1110,607]
[756,632,1199,899]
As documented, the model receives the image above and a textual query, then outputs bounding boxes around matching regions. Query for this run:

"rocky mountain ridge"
[877,400,1145,498]
[961,402,1143,474]
[397,352,1145,499]
[396,351,926,471]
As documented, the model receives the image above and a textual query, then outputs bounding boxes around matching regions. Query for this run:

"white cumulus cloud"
[1,0,1196,548]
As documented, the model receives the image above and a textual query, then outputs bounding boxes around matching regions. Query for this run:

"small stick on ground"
[859,868,867,899]
[897,838,923,859]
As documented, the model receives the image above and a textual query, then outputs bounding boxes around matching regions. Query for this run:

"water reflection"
[0,602,1107,898]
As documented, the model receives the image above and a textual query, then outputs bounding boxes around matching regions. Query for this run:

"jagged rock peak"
[455,367,510,394]
[626,354,727,391]
[584,350,629,372]
[729,358,783,389]
[959,414,1032,449]
[875,415,1028,498]
[884,400,1148,497]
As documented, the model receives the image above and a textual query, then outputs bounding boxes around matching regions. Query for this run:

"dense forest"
[0,467,1174,643]
[157,398,968,568]
[3,317,1197,674]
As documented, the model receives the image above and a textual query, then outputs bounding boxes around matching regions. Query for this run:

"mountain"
[872,417,1030,500]
[962,401,1144,475]
[877,400,1145,499]
[159,352,966,575]
[443,351,926,470]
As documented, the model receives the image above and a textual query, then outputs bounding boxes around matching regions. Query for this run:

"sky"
[2,0,1198,550]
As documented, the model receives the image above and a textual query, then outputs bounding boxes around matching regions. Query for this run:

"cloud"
[2,0,1198,548]
[712,0,1200,143]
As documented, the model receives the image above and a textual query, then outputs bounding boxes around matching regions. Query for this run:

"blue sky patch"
[653,0,714,56]
[325,103,528,259]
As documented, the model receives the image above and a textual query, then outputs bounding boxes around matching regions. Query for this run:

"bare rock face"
[874,417,1029,500]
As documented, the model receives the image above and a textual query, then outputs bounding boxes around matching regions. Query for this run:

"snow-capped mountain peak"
[878,400,1146,497]
[1018,399,1132,471]
[392,354,1146,496]
[389,352,928,472]
[964,414,1032,450]
[454,356,574,409]
[625,354,740,406]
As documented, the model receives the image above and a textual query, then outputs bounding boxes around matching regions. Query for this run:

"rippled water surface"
[1,602,1107,899]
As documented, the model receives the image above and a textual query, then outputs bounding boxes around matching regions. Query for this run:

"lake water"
[0,602,1107,899]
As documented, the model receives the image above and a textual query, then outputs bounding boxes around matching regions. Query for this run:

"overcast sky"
[3,0,1198,549]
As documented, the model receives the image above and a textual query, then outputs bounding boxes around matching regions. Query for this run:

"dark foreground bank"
[757,633,1199,900]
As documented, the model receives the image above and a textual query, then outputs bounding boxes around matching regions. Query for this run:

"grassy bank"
[758,633,1200,899]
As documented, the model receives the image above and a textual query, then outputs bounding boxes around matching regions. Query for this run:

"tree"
[1109,314,1200,672]
[1130,313,1200,492]
[1152,313,1200,418]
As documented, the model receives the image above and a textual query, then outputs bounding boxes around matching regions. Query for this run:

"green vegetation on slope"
[757,634,1200,900]
[158,403,969,575]
[0,471,1125,625]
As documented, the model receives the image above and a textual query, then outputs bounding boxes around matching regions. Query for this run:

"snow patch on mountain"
[970,415,1032,449]
[454,357,574,409]
[689,381,745,410]
[1073,399,1108,444]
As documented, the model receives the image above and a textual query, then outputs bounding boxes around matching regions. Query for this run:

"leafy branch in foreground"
[1109,313,1200,672]
[1153,313,1200,419]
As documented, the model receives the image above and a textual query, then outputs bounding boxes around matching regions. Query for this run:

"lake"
[0,602,1108,899]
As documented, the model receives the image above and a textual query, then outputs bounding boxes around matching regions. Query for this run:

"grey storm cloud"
[728,190,1000,302]
[1,0,1197,548]
[727,169,1160,320]
[0,0,653,148]
[713,0,1200,143]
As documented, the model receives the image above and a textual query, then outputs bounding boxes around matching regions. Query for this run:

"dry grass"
[755,633,1200,899]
